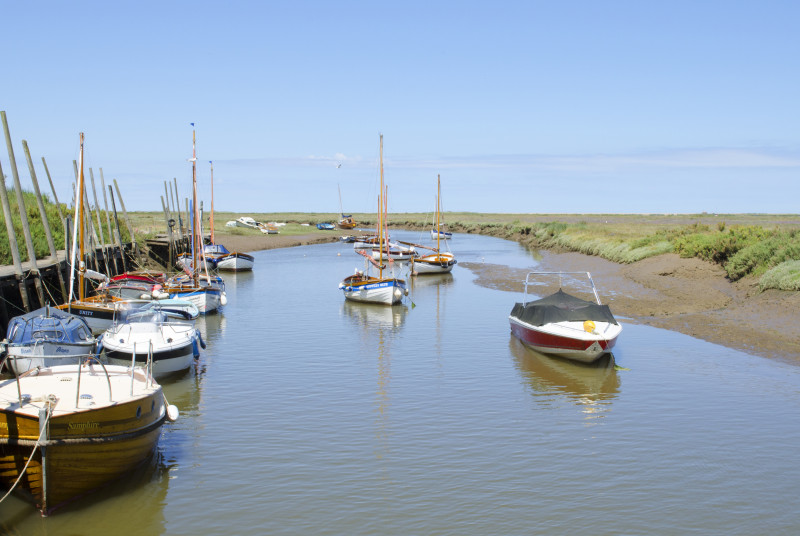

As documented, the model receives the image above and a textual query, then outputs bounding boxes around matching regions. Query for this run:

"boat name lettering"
[78,310,94,317]
[56,347,70,354]
[68,422,100,431]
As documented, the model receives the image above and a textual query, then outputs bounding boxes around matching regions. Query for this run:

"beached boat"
[316,222,335,230]
[337,184,357,229]
[100,305,204,378]
[339,135,408,305]
[230,216,278,234]
[413,175,457,274]
[1,305,96,376]
[508,272,622,363]
[232,216,260,230]
[0,357,175,515]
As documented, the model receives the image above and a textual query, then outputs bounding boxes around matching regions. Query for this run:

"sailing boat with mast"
[339,135,408,305]
[56,134,122,334]
[413,175,457,275]
[430,180,453,241]
[201,161,254,271]
[164,127,226,313]
[337,184,357,230]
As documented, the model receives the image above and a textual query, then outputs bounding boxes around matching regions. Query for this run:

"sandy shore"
[216,231,800,364]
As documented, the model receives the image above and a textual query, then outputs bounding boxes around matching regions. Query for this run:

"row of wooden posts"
[158,175,209,270]
[0,110,139,318]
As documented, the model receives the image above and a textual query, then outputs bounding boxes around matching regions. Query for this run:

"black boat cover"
[510,289,618,327]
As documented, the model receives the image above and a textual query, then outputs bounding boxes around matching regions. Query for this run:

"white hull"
[215,255,254,271]
[340,279,407,305]
[168,288,223,314]
[4,341,96,375]
[413,253,456,274]
[430,230,452,240]
[509,316,622,363]
[103,322,199,377]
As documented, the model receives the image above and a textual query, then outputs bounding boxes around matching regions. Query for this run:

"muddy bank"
[213,229,800,364]
[214,232,341,252]
[461,250,800,364]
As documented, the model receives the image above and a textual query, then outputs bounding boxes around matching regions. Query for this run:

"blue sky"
[1,1,798,214]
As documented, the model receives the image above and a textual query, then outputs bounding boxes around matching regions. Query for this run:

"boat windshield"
[204,244,230,255]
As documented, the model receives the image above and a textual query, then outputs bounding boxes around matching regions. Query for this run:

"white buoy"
[167,404,180,421]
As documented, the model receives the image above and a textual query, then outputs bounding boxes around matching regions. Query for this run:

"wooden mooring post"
[2,111,44,307]
[0,159,31,315]
[22,139,67,300]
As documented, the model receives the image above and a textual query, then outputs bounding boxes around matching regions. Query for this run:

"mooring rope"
[0,406,51,506]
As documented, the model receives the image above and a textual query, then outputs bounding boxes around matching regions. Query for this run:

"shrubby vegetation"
[0,189,131,263]
[5,200,799,292]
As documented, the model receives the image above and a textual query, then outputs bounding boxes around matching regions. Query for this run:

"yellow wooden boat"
[0,360,173,515]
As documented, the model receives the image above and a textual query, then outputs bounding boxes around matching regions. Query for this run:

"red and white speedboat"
[509,272,622,363]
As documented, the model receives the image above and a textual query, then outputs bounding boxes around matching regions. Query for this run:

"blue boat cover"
[6,307,94,344]
[204,244,231,255]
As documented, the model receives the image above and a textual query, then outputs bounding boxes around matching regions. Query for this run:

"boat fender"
[195,329,206,349]
[167,404,180,422]
[583,320,596,333]
[94,336,104,360]
[220,293,228,306]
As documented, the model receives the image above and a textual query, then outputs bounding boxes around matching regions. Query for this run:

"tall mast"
[209,160,215,244]
[436,174,441,251]
[378,134,384,279]
[191,127,198,286]
[67,133,85,306]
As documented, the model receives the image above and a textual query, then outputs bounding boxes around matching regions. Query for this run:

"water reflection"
[409,271,455,291]
[4,448,170,535]
[341,301,408,466]
[341,301,408,329]
[508,336,620,422]
[194,312,227,346]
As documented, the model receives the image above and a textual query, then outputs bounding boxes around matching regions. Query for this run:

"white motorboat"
[508,272,622,363]
[100,306,204,378]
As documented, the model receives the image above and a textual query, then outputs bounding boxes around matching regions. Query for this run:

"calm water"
[3,232,800,535]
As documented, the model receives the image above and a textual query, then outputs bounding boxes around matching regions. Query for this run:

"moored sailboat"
[203,161,254,271]
[413,175,457,275]
[162,127,227,313]
[339,135,408,305]
[56,133,120,335]
[337,184,357,229]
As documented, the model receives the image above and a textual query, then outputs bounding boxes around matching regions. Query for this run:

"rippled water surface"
[3,232,800,535]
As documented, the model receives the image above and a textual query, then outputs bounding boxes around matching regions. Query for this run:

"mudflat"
[461,251,800,364]
[215,231,800,364]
